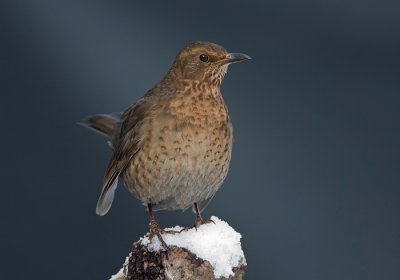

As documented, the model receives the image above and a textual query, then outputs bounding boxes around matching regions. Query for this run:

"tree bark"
[112,241,246,280]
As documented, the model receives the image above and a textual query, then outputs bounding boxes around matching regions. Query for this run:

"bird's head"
[167,41,250,86]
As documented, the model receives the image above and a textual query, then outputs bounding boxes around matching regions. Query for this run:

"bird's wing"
[96,97,155,215]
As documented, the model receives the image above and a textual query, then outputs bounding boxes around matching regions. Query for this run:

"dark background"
[1,1,399,279]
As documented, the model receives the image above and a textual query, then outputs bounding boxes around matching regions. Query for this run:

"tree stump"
[109,216,247,280]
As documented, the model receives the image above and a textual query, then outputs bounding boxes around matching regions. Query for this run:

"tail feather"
[79,113,122,138]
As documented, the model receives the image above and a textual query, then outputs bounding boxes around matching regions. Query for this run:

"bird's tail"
[79,113,122,138]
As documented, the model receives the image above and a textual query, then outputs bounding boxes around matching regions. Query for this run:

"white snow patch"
[109,267,124,280]
[140,216,245,278]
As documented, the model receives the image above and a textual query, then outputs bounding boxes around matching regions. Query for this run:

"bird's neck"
[166,82,228,127]
[152,75,223,97]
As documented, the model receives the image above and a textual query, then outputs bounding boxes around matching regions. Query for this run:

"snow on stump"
[109,216,246,280]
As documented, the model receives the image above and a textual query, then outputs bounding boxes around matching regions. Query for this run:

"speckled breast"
[121,86,233,211]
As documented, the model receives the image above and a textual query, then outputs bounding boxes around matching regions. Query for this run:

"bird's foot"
[192,216,215,231]
[189,202,215,231]
[148,220,169,250]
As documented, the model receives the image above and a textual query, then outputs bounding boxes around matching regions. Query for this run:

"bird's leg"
[193,202,215,230]
[194,202,204,228]
[147,203,168,249]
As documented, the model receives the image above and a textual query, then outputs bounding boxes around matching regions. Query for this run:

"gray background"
[1,1,399,279]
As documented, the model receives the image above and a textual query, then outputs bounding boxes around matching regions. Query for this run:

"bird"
[80,41,250,248]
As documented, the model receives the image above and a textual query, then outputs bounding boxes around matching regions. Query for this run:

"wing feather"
[95,96,155,215]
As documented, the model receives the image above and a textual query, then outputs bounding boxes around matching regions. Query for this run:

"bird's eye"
[199,54,209,62]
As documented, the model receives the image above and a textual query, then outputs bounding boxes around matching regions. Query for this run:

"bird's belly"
[121,122,232,210]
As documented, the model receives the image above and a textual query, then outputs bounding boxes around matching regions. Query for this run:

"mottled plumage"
[81,41,250,246]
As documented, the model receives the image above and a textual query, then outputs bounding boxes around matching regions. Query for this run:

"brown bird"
[80,42,250,247]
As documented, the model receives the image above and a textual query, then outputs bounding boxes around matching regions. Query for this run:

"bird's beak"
[219,53,251,65]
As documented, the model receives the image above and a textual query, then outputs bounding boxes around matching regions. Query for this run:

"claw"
[147,204,169,250]
[192,202,215,230]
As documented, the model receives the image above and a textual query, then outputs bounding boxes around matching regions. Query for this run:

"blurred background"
[1,1,399,279]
